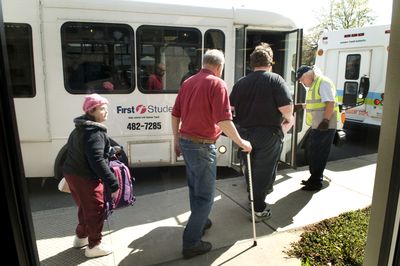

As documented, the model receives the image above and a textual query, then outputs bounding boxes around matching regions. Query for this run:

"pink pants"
[64,174,105,248]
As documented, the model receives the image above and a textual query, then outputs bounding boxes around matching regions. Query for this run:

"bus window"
[205,29,225,51]
[137,25,201,92]
[5,23,36,98]
[61,22,134,94]
[345,54,361,80]
[205,29,225,79]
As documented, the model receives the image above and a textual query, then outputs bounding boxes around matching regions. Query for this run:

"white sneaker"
[253,208,272,223]
[85,243,113,258]
[73,236,88,248]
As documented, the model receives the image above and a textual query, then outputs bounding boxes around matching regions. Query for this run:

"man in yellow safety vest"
[296,65,340,191]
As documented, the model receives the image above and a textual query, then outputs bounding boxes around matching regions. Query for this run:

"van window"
[345,54,361,80]
[137,25,201,92]
[5,23,36,98]
[61,22,134,94]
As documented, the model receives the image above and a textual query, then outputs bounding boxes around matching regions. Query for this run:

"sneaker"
[182,241,212,259]
[85,243,113,258]
[73,236,88,248]
[301,183,322,191]
[253,208,272,223]
[202,218,212,236]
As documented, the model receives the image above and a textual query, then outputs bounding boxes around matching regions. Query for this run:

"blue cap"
[296,65,312,80]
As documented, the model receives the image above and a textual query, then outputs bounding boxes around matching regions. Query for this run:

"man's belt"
[179,134,216,144]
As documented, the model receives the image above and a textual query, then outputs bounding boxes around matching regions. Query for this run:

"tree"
[302,0,376,65]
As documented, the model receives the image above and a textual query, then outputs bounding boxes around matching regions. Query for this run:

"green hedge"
[285,207,371,266]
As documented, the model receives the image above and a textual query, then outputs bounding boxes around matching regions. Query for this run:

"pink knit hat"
[82,93,109,113]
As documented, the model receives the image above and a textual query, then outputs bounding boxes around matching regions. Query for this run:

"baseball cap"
[296,65,312,80]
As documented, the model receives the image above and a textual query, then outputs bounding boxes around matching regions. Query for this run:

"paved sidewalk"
[32,154,376,265]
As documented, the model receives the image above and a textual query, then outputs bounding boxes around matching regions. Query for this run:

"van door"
[338,50,372,122]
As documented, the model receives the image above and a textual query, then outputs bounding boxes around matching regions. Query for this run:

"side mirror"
[359,75,370,99]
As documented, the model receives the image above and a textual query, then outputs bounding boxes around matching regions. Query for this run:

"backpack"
[104,158,136,218]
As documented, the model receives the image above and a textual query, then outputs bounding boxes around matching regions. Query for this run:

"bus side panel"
[41,6,236,171]
[4,0,52,177]
[4,0,50,141]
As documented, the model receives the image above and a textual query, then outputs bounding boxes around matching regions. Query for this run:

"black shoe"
[266,187,274,195]
[182,241,212,259]
[301,179,310,185]
[301,183,322,191]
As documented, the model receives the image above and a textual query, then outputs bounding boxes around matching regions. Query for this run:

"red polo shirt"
[172,68,232,141]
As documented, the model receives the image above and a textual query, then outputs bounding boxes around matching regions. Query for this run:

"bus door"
[231,25,247,172]
[279,29,302,167]
[231,26,302,170]
[338,50,372,121]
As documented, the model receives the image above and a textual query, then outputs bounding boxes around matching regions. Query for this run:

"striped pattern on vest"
[305,76,340,128]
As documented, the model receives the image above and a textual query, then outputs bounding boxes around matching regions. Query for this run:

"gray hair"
[203,49,225,66]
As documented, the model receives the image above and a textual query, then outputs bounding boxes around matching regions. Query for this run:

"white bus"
[315,24,391,127]
[3,0,305,178]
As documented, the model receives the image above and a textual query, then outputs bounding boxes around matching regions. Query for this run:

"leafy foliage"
[285,207,371,266]
[302,0,376,65]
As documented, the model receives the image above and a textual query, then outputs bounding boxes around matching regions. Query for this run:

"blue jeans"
[307,129,336,184]
[239,127,283,212]
[179,139,217,249]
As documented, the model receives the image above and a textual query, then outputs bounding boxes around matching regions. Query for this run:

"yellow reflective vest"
[305,75,340,128]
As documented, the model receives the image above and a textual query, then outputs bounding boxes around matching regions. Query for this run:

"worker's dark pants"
[307,129,336,184]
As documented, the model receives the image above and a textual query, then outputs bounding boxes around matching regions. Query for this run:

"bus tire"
[54,145,68,180]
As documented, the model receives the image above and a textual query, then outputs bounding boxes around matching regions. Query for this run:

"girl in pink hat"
[63,93,119,258]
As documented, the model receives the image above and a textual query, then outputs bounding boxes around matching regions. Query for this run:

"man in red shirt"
[147,63,165,90]
[172,49,252,259]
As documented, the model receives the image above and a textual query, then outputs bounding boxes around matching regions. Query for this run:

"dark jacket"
[63,114,119,192]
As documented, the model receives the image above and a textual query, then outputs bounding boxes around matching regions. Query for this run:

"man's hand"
[174,140,181,157]
[239,139,252,153]
[281,115,294,134]
[317,119,329,131]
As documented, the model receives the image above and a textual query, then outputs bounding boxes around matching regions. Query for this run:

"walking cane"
[246,152,257,246]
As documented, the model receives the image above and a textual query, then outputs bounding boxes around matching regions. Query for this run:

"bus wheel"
[109,138,129,166]
[54,145,68,180]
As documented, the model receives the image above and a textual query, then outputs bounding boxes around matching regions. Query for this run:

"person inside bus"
[230,42,294,222]
[147,63,165,90]
[180,62,199,85]
[296,65,339,191]
[172,49,252,259]
[63,93,119,258]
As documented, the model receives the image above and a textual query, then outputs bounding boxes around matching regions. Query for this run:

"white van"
[315,24,390,127]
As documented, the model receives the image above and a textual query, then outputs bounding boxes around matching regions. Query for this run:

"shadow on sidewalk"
[267,180,330,230]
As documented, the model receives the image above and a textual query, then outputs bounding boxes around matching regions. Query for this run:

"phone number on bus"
[127,122,162,130]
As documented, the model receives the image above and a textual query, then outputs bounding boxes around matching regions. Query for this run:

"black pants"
[239,127,283,212]
[307,128,336,184]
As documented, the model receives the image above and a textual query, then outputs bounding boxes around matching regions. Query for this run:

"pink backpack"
[104,158,135,218]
